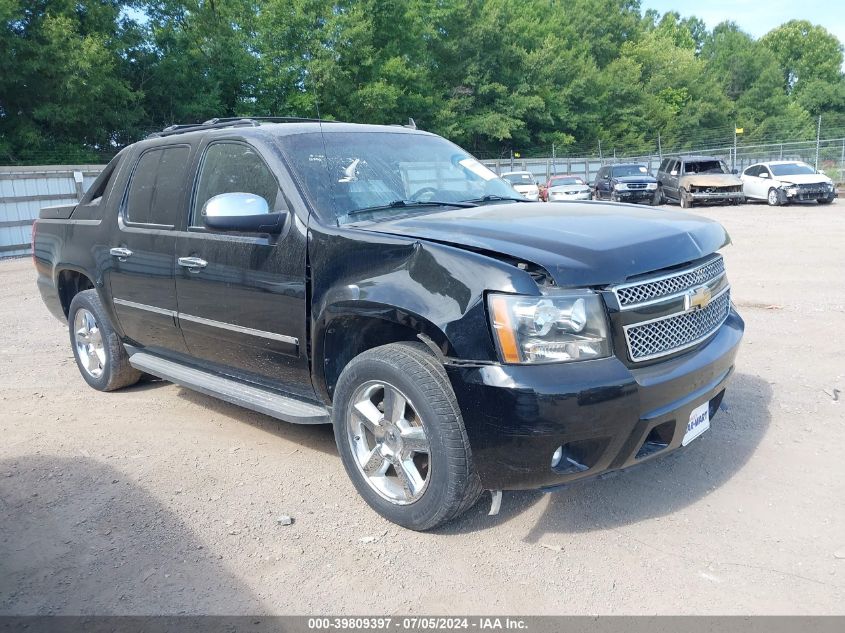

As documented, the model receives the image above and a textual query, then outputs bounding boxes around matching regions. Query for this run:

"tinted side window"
[193,143,281,226]
[125,146,190,226]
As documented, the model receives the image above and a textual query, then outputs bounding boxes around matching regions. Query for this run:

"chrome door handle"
[109,247,133,260]
[178,256,208,271]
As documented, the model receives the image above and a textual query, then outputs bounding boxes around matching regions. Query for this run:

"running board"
[129,352,331,425]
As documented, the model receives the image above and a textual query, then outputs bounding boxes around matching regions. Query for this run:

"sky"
[641,0,845,47]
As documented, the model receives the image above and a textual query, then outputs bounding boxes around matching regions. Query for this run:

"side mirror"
[202,192,284,234]
[759,171,768,178]
[670,170,678,176]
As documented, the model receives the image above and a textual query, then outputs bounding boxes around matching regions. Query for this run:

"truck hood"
[679,174,742,187]
[615,175,657,184]
[357,201,729,287]
[775,173,832,185]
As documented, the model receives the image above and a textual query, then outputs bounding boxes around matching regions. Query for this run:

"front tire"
[679,188,692,208]
[817,198,833,205]
[68,289,142,392]
[333,342,482,530]
[767,188,782,206]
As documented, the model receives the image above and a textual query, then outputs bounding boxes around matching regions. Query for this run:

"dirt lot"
[1,199,844,615]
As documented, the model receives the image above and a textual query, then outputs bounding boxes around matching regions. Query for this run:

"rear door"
[742,165,763,199]
[595,167,609,198]
[107,145,191,355]
[174,140,313,399]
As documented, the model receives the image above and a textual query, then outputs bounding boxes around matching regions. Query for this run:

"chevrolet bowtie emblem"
[685,285,712,311]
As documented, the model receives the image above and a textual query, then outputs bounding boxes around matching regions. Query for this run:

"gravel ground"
[1,199,843,615]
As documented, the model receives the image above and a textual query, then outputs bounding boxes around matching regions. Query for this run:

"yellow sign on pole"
[735,127,744,134]
[514,152,521,158]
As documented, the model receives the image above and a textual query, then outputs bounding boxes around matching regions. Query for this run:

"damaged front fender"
[309,225,539,400]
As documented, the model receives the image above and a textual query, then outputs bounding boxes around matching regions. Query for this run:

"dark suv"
[34,118,744,530]
[593,163,659,205]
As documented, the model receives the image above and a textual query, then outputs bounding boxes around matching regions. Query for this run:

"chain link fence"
[481,138,845,185]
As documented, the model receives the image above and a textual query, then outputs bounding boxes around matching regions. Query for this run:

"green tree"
[762,20,844,92]
[0,0,142,163]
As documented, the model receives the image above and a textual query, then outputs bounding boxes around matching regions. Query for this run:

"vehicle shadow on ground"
[441,372,771,538]
[174,387,338,456]
[0,455,265,615]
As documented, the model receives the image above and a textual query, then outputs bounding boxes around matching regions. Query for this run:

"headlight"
[646,183,658,190]
[487,291,611,363]
[786,186,798,195]
[613,183,628,191]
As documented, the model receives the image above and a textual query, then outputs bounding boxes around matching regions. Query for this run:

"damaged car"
[34,119,743,530]
[657,155,744,208]
[741,161,837,206]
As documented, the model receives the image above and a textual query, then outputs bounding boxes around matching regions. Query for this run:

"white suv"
[741,161,836,206]
[501,171,540,201]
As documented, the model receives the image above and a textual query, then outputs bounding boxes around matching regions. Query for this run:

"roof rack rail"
[146,116,332,139]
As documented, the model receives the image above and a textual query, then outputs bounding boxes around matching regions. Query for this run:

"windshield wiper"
[463,194,530,204]
[345,199,477,218]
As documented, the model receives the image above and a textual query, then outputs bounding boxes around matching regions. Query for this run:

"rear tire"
[68,289,142,392]
[332,342,482,531]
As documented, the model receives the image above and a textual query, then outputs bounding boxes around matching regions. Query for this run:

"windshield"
[502,173,534,185]
[550,176,584,186]
[611,165,649,178]
[770,162,816,176]
[280,132,519,222]
[684,160,728,175]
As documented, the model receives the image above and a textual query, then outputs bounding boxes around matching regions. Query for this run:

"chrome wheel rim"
[768,189,778,205]
[346,381,431,505]
[73,308,106,378]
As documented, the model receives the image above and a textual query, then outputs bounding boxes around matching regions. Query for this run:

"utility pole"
[814,114,822,171]
[732,124,737,172]
[657,133,662,159]
[510,149,514,171]
[552,143,556,175]
[840,138,844,184]
[598,139,603,164]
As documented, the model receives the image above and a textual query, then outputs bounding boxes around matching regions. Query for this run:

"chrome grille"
[627,183,647,189]
[614,256,725,308]
[625,288,731,362]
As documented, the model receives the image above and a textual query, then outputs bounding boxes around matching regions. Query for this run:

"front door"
[663,160,680,200]
[107,144,191,355]
[174,140,313,399]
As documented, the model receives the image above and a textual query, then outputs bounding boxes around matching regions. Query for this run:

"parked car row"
[502,158,836,208]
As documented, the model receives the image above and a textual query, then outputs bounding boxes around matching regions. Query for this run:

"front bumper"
[446,309,744,490]
[614,189,656,202]
[550,192,592,201]
[784,187,837,201]
[689,190,743,202]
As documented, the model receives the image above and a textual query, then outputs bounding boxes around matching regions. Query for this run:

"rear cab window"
[123,145,191,228]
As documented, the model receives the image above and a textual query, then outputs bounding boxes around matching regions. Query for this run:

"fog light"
[551,446,563,468]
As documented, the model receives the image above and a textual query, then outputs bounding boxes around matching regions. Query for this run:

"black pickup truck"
[33,119,744,530]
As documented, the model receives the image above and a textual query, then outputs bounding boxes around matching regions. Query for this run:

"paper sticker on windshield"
[639,166,647,173]
[458,158,498,181]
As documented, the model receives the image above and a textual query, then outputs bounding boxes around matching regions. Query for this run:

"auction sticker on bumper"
[682,401,711,446]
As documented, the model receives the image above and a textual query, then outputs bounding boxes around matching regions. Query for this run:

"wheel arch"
[56,267,96,317]
[315,303,453,403]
